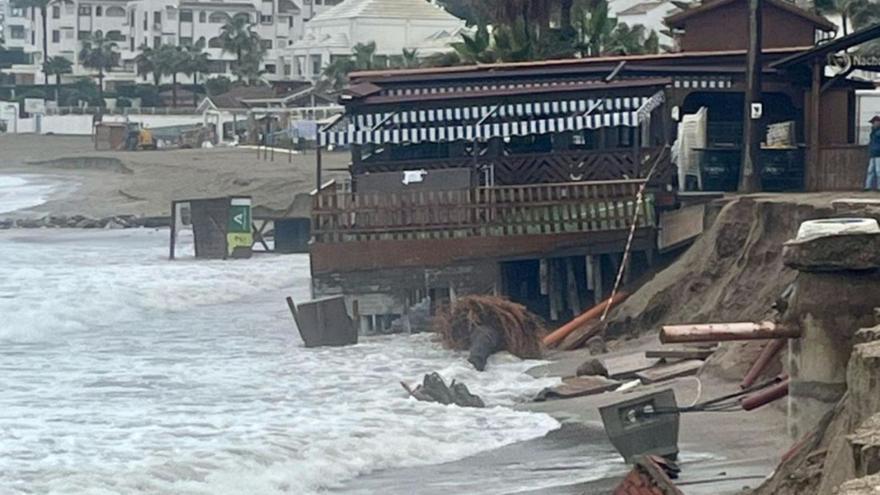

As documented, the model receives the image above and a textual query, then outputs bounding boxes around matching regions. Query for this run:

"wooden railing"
[357,147,673,186]
[312,179,655,243]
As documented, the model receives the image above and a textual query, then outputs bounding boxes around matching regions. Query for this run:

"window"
[180,9,193,22]
[166,10,176,20]
[143,13,147,30]
[52,30,60,43]
[106,30,124,42]
[208,37,223,48]
[153,11,161,24]
[260,39,272,50]
[9,26,25,40]
[209,12,230,23]
[52,6,60,19]
[130,37,135,51]
[207,60,226,73]
[234,13,251,22]
[295,56,304,75]
[79,5,91,16]
[95,6,102,16]
[199,11,206,22]
[260,14,273,24]
[180,36,192,46]
[264,64,276,74]
[283,64,291,76]
[153,36,161,48]
[106,6,125,17]
[309,54,321,76]
[78,31,90,40]
[10,7,25,17]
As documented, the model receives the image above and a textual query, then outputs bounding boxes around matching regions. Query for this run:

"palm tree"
[352,42,377,70]
[134,44,161,85]
[43,55,71,101]
[155,44,189,107]
[400,48,419,68]
[78,31,119,105]
[321,56,356,90]
[11,0,55,93]
[450,23,495,64]
[184,39,211,106]
[219,16,263,82]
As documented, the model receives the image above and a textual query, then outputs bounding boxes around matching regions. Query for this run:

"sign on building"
[24,98,46,115]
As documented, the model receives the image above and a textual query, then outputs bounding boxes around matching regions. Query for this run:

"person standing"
[867,116,880,190]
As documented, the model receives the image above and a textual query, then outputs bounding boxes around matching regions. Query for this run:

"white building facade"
[1,0,342,86]
[291,0,465,80]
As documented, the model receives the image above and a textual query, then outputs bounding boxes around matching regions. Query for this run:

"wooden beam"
[739,0,763,193]
[807,61,822,192]
[645,348,716,360]
[660,321,801,344]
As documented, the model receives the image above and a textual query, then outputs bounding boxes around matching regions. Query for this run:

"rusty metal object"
[660,321,801,344]
[741,338,788,389]
[742,376,790,411]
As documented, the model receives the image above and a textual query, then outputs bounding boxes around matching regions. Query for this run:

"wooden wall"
[679,2,818,52]
[809,145,868,191]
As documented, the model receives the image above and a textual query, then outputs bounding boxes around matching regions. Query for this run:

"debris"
[543,292,629,347]
[401,372,485,408]
[576,358,609,377]
[645,348,716,360]
[660,321,802,343]
[389,298,432,334]
[534,375,620,401]
[557,320,603,351]
[741,338,787,389]
[586,336,608,355]
[613,455,684,495]
[287,296,358,348]
[467,325,504,372]
[636,359,704,384]
[603,352,660,380]
[434,296,545,370]
[742,375,790,411]
[616,379,641,392]
[600,388,680,463]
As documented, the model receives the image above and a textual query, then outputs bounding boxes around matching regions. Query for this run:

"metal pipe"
[740,338,787,389]
[742,376,789,411]
[660,321,801,344]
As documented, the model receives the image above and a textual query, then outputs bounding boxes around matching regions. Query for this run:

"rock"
[104,219,125,229]
[404,372,484,408]
[833,474,880,494]
[576,358,609,377]
[467,325,504,371]
[855,326,880,345]
[0,219,13,230]
[75,217,99,228]
[783,233,880,272]
[587,336,608,355]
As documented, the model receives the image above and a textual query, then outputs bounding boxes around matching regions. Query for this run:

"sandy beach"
[0,134,350,219]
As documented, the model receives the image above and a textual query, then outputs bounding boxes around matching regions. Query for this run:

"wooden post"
[351,299,360,335]
[660,321,801,343]
[169,201,177,260]
[740,0,763,193]
[807,61,822,192]
[565,257,581,317]
[285,296,301,330]
[593,255,604,305]
[316,141,323,192]
[586,255,595,291]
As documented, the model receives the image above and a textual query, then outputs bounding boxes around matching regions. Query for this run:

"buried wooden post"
[285,296,301,330]
[660,321,801,344]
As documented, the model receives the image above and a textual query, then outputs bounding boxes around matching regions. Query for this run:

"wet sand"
[0,134,350,219]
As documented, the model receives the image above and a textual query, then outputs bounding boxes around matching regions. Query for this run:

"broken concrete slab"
[534,375,620,401]
[847,413,880,478]
[783,232,880,272]
[603,353,660,380]
[636,359,705,384]
[834,473,880,494]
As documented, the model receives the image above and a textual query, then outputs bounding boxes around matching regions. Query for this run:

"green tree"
[573,0,658,56]
[155,44,189,107]
[450,23,495,64]
[184,38,211,106]
[43,55,71,101]
[78,31,119,105]
[205,75,232,96]
[353,41,377,70]
[816,0,880,35]
[321,56,356,90]
[219,16,264,83]
[400,48,420,68]
[134,44,161,85]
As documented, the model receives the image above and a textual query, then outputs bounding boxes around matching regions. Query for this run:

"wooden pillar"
[592,255,604,305]
[316,142,323,191]
[739,0,763,193]
[807,61,822,192]
[565,257,581,317]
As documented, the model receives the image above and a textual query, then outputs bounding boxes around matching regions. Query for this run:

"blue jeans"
[867,157,880,190]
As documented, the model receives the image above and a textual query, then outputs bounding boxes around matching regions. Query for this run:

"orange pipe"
[740,338,787,389]
[542,292,629,347]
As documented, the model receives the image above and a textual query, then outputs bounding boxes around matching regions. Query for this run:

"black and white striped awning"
[672,76,734,89]
[321,91,666,147]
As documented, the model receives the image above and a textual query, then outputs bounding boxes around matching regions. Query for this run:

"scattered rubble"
[576,358,609,377]
[401,372,485,408]
[0,214,169,230]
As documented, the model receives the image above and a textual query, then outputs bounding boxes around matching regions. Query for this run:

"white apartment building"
[1,0,341,86]
[610,0,689,48]
[291,0,465,80]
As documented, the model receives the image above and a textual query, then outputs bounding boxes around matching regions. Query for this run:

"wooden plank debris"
[636,359,704,384]
[534,375,621,401]
[645,348,716,360]
[558,320,603,351]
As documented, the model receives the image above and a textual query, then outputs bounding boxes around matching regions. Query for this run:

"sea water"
[0,227,564,494]
[0,175,60,215]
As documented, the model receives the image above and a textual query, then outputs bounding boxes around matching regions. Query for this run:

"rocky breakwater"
[0,214,169,230]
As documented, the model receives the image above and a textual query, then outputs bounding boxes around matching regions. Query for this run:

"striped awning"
[321,91,666,147]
